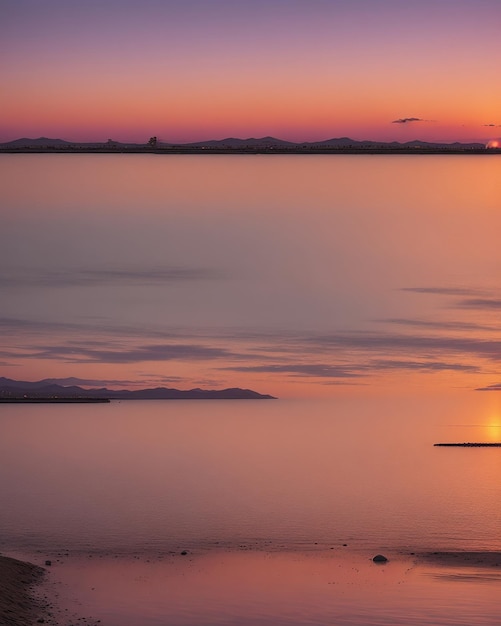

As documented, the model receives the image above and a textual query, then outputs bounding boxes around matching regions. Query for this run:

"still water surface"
[1,395,501,624]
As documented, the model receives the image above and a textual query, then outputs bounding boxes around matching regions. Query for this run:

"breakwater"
[434,442,501,447]
[0,397,111,403]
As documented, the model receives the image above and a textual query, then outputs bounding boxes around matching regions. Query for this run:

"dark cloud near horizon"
[3,313,501,360]
[2,309,500,384]
[0,316,311,354]
[380,317,501,333]
[483,124,501,127]
[0,267,225,288]
[400,286,484,296]
[476,383,501,391]
[392,117,427,124]
[305,332,501,363]
[219,363,362,378]
[400,287,501,314]
[27,343,238,364]
[456,298,501,310]
[0,316,194,342]
[0,317,81,331]
[222,358,478,379]
[138,373,185,383]
[368,359,478,373]
[39,376,141,388]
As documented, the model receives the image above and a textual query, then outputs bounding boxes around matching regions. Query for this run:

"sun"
[486,139,500,149]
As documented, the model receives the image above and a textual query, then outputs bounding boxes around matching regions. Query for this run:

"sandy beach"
[0,554,50,626]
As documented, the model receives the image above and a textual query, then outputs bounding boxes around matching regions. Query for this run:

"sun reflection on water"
[483,415,501,442]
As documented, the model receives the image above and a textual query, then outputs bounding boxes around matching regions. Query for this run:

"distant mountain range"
[0,377,276,400]
[0,136,492,152]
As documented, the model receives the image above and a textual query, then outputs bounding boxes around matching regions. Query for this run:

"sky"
[1,0,501,144]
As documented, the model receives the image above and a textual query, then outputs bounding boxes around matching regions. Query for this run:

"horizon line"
[1,134,495,147]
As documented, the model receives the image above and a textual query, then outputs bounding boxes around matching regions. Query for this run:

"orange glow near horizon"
[485,419,501,442]
[2,1,500,144]
[1,86,497,144]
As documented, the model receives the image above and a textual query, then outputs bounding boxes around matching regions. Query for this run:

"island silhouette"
[0,377,276,401]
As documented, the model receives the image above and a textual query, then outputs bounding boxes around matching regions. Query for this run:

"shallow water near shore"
[2,394,501,624]
[37,550,501,626]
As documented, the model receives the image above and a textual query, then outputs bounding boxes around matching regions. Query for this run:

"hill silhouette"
[0,135,489,152]
[0,377,276,400]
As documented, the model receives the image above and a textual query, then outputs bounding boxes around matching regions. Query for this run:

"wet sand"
[0,554,50,626]
[417,551,501,568]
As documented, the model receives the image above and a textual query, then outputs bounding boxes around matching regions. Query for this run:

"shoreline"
[0,554,52,626]
[2,548,501,625]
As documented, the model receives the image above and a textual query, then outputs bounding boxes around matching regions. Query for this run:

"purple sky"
[2,0,500,143]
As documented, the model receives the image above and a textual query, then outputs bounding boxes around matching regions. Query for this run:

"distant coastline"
[434,442,501,447]
[1,136,499,155]
[0,377,276,401]
[0,397,111,404]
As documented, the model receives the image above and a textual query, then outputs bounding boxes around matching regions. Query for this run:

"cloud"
[2,299,500,387]
[306,332,501,362]
[7,318,492,382]
[400,287,484,296]
[368,359,478,373]
[0,317,81,331]
[380,318,501,333]
[138,373,185,383]
[476,383,501,391]
[221,358,478,379]
[39,376,142,388]
[392,117,427,124]
[400,287,501,314]
[0,316,204,342]
[0,266,225,288]
[219,363,362,378]
[28,343,238,364]
[483,124,501,127]
[456,298,501,310]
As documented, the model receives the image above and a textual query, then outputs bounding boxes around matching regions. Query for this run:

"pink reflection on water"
[44,550,501,626]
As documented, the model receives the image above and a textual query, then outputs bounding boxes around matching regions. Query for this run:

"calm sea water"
[1,395,501,555]
[1,395,501,624]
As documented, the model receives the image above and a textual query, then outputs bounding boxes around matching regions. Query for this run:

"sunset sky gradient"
[2,0,501,143]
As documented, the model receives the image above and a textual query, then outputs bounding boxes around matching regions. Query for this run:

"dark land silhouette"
[0,377,276,400]
[434,442,501,447]
[1,136,499,154]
